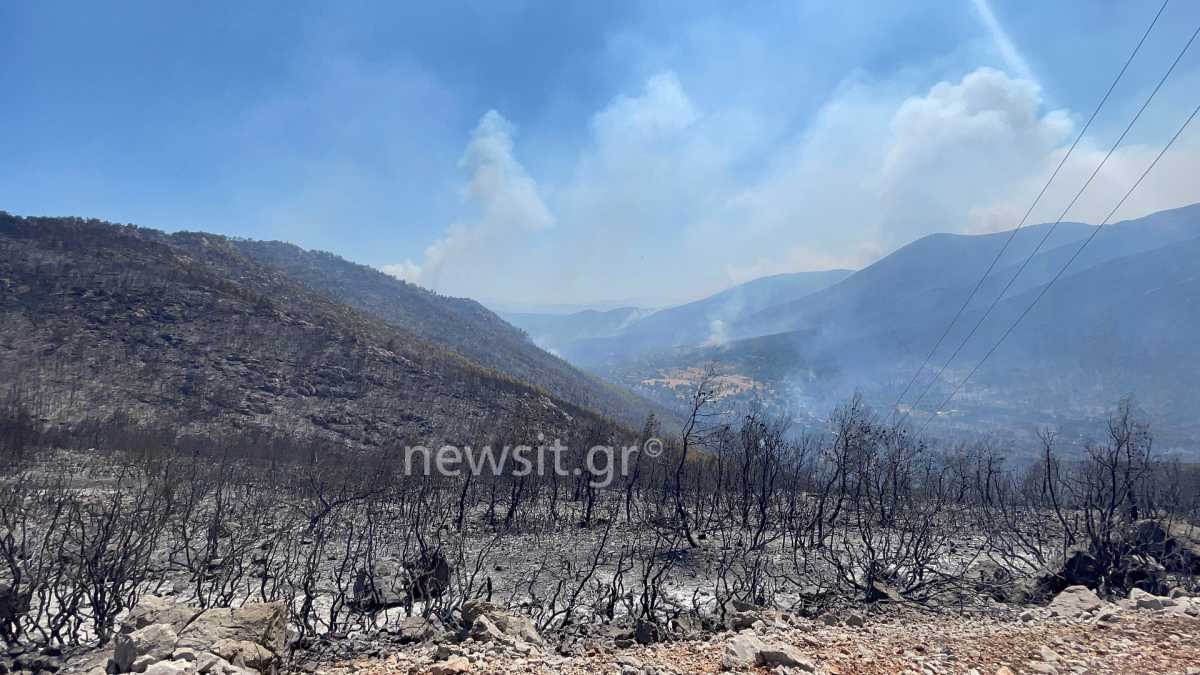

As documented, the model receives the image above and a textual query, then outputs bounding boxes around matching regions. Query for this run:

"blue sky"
[3,1,1199,305]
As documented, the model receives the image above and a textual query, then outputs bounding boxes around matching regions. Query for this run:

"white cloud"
[590,72,700,151]
[461,111,554,234]
[682,67,1074,285]
[381,110,552,295]
[565,71,745,220]
[387,65,1200,304]
[380,259,422,283]
[877,67,1072,243]
[882,68,1067,183]
[543,71,763,301]
[971,135,1200,231]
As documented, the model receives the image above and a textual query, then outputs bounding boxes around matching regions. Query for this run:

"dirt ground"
[343,607,1200,675]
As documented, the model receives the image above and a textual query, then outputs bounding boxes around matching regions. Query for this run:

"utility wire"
[917,90,1200,438]
[889,0,1170,423]
[900,18,1199,429]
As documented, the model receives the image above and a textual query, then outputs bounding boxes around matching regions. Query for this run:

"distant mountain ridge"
[627,269,855,344]
[503,269,854,366]
[501,307,651,350]
[6,202,1198,449]
[557,203,1200,447]
[0,213,647,449]
[736,204,1200,344]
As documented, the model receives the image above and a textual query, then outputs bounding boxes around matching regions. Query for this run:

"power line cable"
[889,0,1170,422]
[917,90,1200,438]
[900,18,1199,428]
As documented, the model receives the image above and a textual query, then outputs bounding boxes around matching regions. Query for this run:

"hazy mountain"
[733,223,1095,343]
[713,233,1200,443]
[973,203,1200,306]
[501,307,650,351]
[0,213,627,448]
[507,269,853,366]
[7,203,1197,449]
[735,204,1200,345]
[483,298,673,315]
[959,233,1200,427]
[583,204,1200,446]
[625,269,855,346]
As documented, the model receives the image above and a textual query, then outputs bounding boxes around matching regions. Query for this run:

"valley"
[505,204,1200,452]
[6,3,1200,672]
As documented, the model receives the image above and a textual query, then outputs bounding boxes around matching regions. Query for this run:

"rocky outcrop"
[352,562,412,610]
[114,624,179,672]
[176,603,287,659]
[351,552,452,610]
[721,634,765,669]
[87,597,287,675]
[721,633,817,671]
[1047,585,1106,619]
[1018,543,1168,602]
[459,599,543,649]
[392,616,445,644]
[721,601,791,632]
[1127,587,1169,611]
[121,596,201,635]
[1119,586,1200,618]
[426,655,471,674]
[1011,520,1200,603]
[1128,520,1200,574]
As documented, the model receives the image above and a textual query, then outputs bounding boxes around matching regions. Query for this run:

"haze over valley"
[4,3,1200,674]
[503,204,1200,450]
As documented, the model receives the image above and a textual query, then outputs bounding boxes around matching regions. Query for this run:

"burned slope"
[227,238,658,428]
[0,213,609,449]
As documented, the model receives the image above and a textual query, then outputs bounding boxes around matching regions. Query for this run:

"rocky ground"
[5,576,1197,675]
[3,598,290,675]
[332,587,1200,675]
